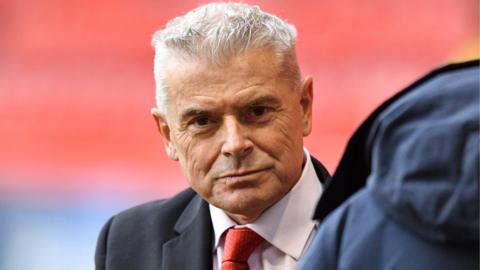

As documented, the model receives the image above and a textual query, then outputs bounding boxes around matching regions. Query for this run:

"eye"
[242,106,273,123]
[195,116,210,126]
[187,115,217,134]
[252,107,267,116]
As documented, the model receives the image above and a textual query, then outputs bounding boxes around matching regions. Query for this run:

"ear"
[299,76,314,136]
[151,108,179,161]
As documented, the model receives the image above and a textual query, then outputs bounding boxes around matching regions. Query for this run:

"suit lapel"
[162,195,213,270]
[311,156,331,185]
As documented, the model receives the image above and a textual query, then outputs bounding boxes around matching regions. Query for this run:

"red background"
[0,0,478,203]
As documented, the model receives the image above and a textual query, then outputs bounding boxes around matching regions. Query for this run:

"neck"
[225,210,262,225]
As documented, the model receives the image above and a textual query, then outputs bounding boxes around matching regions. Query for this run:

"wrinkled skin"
[152,49,314,224]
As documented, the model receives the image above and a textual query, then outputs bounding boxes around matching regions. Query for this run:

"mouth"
[217,168,271,180]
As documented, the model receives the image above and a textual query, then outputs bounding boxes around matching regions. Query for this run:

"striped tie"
[221,227,264,270]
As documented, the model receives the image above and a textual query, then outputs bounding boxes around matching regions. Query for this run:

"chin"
[225,193,274,214]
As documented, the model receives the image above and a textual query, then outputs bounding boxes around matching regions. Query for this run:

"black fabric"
[94,156,330,270]
[95,188,213,270]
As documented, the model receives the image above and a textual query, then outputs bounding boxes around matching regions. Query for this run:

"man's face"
[152,49,313,223]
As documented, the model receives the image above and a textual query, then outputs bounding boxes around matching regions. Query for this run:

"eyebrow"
[244,95,282,107]
[179,108,212,121]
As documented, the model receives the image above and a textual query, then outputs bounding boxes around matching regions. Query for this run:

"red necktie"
[221,227,264,270]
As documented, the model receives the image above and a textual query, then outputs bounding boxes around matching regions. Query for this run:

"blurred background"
[0,0,478,269]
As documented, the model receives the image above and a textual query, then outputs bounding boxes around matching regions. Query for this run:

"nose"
[221,116,253,159]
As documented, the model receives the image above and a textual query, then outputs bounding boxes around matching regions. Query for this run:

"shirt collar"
[209,148,323,260]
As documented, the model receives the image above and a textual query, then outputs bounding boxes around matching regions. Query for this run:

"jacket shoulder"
[113,188,197,227]
[95,188,200,270]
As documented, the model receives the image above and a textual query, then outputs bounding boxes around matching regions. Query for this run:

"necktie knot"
[221,227,264,270]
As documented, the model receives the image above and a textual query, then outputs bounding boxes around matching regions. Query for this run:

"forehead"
[164,49,292,115]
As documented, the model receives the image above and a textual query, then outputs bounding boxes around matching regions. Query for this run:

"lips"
[217,168,271,179]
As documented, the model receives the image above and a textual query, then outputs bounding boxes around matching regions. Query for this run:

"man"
[298,60,479,269]
[95,3,330,269]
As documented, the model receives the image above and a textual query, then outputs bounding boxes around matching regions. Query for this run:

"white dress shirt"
[209,148,323,270]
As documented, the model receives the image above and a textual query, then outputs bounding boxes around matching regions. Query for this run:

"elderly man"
[95,3,331,270]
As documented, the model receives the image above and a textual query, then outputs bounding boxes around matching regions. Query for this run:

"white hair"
[151,2,300,115]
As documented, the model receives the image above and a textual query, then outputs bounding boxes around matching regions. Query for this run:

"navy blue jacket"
[298,60,479,270]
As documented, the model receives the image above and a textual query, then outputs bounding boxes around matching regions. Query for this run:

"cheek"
[172,132,197,179]
[174,133,221,187]
[254,111,305,182]
[265,111,304,155]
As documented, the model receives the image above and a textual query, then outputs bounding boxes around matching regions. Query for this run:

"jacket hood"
[314,60,479,246]
[367,62,479,245]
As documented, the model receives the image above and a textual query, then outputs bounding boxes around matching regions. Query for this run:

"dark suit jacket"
[95,157,330,270]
